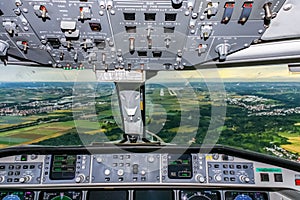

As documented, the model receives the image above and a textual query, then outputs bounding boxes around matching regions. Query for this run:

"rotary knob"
[75,174,85,183]
[141,170,146,176]
[239,175,250,183]
[214,174,222,182]
[195,174,205,183]
[0,176,5,183]
[104,169,111,176]
[96,157,103,163]
[117,169,124,176]
[19,175,32,183]
[215,43,231,61]
[147,156,155,163]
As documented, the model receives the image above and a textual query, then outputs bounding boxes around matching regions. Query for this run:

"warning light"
[225,3,234,8]
[243,2,253,8]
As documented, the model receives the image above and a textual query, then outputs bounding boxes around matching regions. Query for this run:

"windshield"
[0,64,300,163]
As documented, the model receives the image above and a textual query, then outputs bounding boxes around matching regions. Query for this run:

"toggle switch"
[107,0,113,10]
[187,0,195,11]
[197,44,207,55]
[0,40,9,65]
[263,2,275,26]
[40,5,47,19]
[59,52,64,61]
[14,8,21,16]
[222,2,235,24]
[74,51,78,62]
[146,27,153,49]
[3,21,18,36]
[146,27,153,39]
[206,2,219,18]
[200,24,212,40]
[79,7,91,20]
[81,39,93,51]
[129,37,135,52]
[263,2,273,21]
[147,38,152,49]
[15,0,22,7]
[33,5,50,20]
[189,19,196,28]
[0,40,9,57]
[239,2,253,24]
[98,1,106,9]
[165,38,171,48]
[16,41,28,53]
[102,53,106,64]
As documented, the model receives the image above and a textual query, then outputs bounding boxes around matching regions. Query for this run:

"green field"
[279,131,300,154]
[0,121,76,147]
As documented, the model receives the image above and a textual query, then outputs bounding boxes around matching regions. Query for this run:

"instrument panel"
[0,190,272,200]
[0,0,287,72]
[0,148,298,188]
[0,146,299,199]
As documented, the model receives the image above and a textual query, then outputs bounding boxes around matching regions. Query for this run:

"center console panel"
[0,146,298,200]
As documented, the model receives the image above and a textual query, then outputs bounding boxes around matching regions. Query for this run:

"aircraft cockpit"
[0,0,300,199]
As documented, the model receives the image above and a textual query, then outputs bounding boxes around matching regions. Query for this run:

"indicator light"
[21,155,27,161]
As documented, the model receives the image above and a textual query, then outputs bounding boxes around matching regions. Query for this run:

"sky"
[0,64,299,82]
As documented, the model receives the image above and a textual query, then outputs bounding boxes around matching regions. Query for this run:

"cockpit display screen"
[168,154,192,179]
[50,155,76,180]
[225,191,268,200]
[39,191,82,200]
[134,190,173,200]
[180,190,221,200]
[88,191,127,200]
[0,191,34,200]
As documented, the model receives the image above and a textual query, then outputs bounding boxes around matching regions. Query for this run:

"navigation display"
[0,191,34,200]
[168,154,193,179]
[88,191,127,200]
[225,191,268,200]
[40,191,81,200]
[180,190,220,200]
[50,155,76,180]
[134,190,173,200]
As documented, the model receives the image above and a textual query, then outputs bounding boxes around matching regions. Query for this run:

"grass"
[84,129,107,135]
[281,137,300,153]
[73,120,100,129]
[0,121,76,147]
[168,125,198,133]
[279,131,300,154]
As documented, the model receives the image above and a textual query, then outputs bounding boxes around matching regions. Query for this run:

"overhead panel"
[0,0,286,70]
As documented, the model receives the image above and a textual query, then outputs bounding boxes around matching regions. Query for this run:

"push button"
[274,174,283,182]
[260,173,269,182]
